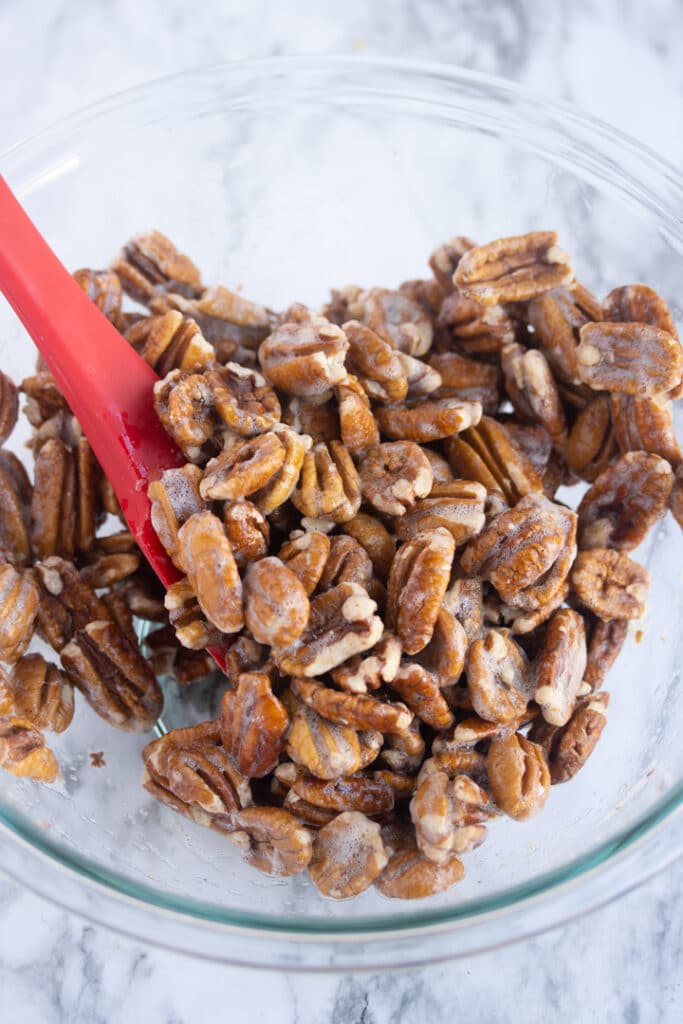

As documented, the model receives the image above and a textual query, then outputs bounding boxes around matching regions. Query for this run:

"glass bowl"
[2,57,683,971]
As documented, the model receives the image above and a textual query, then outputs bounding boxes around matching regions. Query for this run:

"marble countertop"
[1,1,682,1021]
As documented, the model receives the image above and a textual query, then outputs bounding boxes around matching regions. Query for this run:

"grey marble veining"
[1,1,683,1021]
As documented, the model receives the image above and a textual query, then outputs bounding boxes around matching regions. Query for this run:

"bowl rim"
[2,54,683,963]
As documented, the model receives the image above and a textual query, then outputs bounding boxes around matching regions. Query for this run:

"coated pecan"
[444,416,542,505]
[398,352,442,398]
[290,677,412,735]
[466,629,531,725]
[282,395,339,445]
[527,283,602,386]
[220,634,266,685]
[418,607,468,685]
[499,421,553,480]
[153,370,216,462]
[487,732,550,819]
[0,563,39,664]
[259,320,348,398]
[399,277,444,317]
[571,548,649,621]
[292,441,361,526]
[228,805,312,876]
[151,284,273,358]
[411,771,490,862]
[291,773,395,816]
[244,557,309,646]
[429,351,500,413]
[221,673,289,778]
[0,716,58,782]
[342,320,408,404]
[73,267,123,326]
[359,442,433,517]
[317,535,372,592]
[114,230,202,303]
[143,721,251,827]
[393,480,487,545]
[602,283,678,338]
[173,649,216,686]
[8,653,74,733]
[222,500,269,568]
[454,231,572,305]
[113,566,166,622]
[610,394,681,464]
[0,456,31,568]
[341,514,396,582]
[377,847,464,899]
[577,322,683,396]
[30,556,111,651]
[127,311,215,375]
[387,527,455,655]
[80,549,140,589]
[309,811,388,898]
[533,609,586,726]
[529,692,609,783]
[177,511,244,634]
[437,289,515,358]
[0,370,19,445]
[74,438,101,555]
[334,374,379,455]
[584,617,627,691]
[330,632,402,693]
[565,396,618,482]
[286,701,362,779]
[375,397,482,443]
[278,531,330,594]
[30,438,76,559]
[501,342,567,449]
[272,582,383,676]
[204,362,281,437]
[200,432,286,502]
[577,452,672,551]
[443,576,484,642]
[423,448,454,485]
[21,371,70,427]
[252,425,312,513]
[671,464,683,532]
[350,287,433,356]
[61,620,162,732]
[428,235,476,293]
[165,578,224,649]
[387,663,453,731]
[501,580,569,636]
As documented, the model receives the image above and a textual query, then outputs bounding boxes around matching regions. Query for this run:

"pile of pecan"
[1,228,682,900]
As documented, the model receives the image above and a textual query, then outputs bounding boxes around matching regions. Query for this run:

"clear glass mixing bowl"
[1,58,683,971]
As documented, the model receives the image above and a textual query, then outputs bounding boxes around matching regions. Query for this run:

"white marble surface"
[1,1,683,1020]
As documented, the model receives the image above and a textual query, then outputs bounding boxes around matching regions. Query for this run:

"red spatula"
[0,174,227,672]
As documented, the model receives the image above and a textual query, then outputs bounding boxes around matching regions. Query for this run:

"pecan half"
[487,732,550,819]
[418,607,468,686]
[387,527,455,655]
[282,395,339,445]
[222,500,269,568]
[501,342,567,449]
[565,396,618,482]
[0,716,58,782]
[0,370,19,445]
[151,284,273,358]
[0,457,31,568]
[291,676,413,735]
[527,283,602,386]
[221,673,289,778]
[30,556,111,651]
[330,632,402,694]
[444,416,543,505]
[377,847,464,899]
[359,442,433,517]
[278,531,330,594]
[114,230,202,303]
[153,370,216,462]
[177,511,244,634]
[317,535,373,592]
[610,394,681,464]
[602,283,678,338]
[200,432,286,502]
[584,618,627,691]
[350,287,433,356]
[272,582,383,676]
[428,235,476,292]
[341,513,396,581]
[309,811,388,898]
[529,692,609,783]
[411,771,490,862]
[61,620,162,731]
[164,578,222,649]
[466,629,531,725]
[437,289,515,358]
[379,717,425,773]
[334,374,380,455]
[571,549,649,621]
[398,352,442,398]
[577,322,683,396]
[533,609,586,726]
[204,362,281,437]
[244,557,310,646]
[342,320,408,404]
[73,267,123,326]
[393,480,487,545]
[127,311,215,376]
[258,320,348,398]
[30,438,76,559]
[454,231,572,305]
[286,701,362,779]
[0,563,39,664]
[8,654,74,733]
[429,351,500,412]
[387,663,454,731]
[375,397,482,443]
[577,452,672,551]
[443,575,484,642]
[291,773,394,817]
[228,806,312,876]
[292,441,361,526]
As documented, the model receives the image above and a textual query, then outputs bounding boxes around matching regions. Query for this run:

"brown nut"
[164,578,224,650]
[529,692,610,784]
[351,287,433,356]
[114,230,203,303]
[602,283,678,337]
[533,609,587,726]
[387,663,454,731]
[443,576,484,643]
[252,425,312,513]
[342,320,408,404]
[377,847,464,899]
[0,715,58,782]
[577,322,683,396]
[501,342,567,449]
[577,452,673,551]
[61,620,163,732]
[386,527,455,655]
[466,630,531,725]
[278,531,331,595]
[286,701,362,779]
[244,557,310,646]
[148,464,206,568]
[272,583,383,677]
[375,397,482,443]
[584,618,627,691]
[610,394,681,464]
[565,396,618,482]
[487,732,550,819]
[177,511,244,635]
[153,370,216,462]
[500,421,553,480]
[126,311,215,376]
[291,773,395,817]
[454,231,572,305]
[203,362,281,437]
[222,500,269,568]
[527,283,602,386]
[30,556,112,652]
[428,235,476,292]
[228,805,312,877]
[309,811,388,898]
[437,289,515,358]
[444,416,543,505]
[290,676,413,735]
[0,457,31,568]
[429,351,500,413]
[359,442,433,517]
[8,654,74,733]
[418,607,468,686]
[151,284,273,358]
[73,267,123,326]
[258,320,349,398]
[30,438,76,560]
[571,548,649,621]
[410,771,490,862]
[334,374,380,455]
[282,395,339,445]
[341,513,396,582]
[392,480,487,545]
[330,632,402,694]
[379,717,425,773]
[398,352,443,398]
[0,563,39,664]
[292,441,361,526]
[0,370,19,445]
[317,535,373,592]
[221,672,289,778]
[200,432,286,502]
